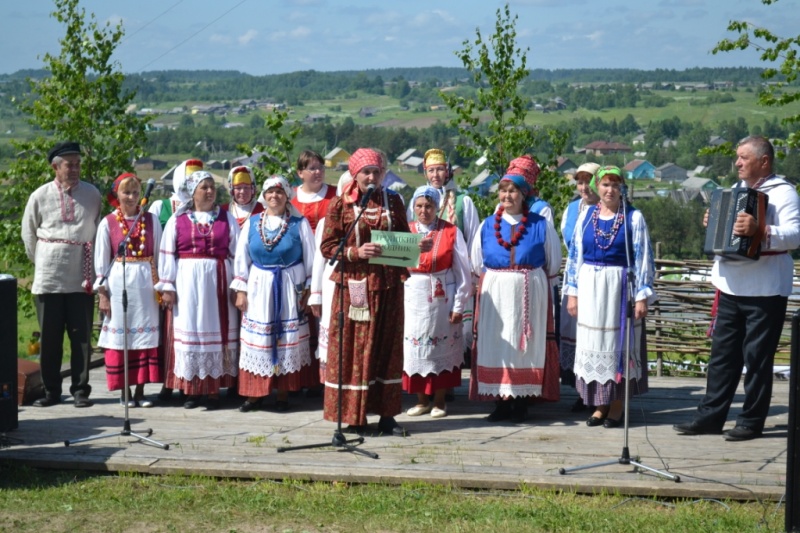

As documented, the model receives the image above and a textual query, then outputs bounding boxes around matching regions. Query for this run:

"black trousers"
[35,292,94,398]
[695,292,787,432]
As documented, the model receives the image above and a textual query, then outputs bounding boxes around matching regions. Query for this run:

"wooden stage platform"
[1,366,791,502]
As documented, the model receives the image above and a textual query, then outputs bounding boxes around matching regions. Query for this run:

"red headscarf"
[506,155,540,193]
[348,148,383,179]
[107,172,140,208]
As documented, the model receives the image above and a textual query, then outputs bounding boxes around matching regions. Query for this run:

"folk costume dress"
[320,185,410,426]
[230,210,317,396]
[156,207,240,395]
[469,209,562,400]
[558,197,592,386]
[149,159,203,386]
[408,183,479,350]
[564,205,656,405]
[309,216,336,380]
[292,183,337,233]
[94,209,162,390]
[402,218,471,394]
[293,182,337,375]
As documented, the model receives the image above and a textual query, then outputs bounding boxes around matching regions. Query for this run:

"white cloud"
[238,29,258,45]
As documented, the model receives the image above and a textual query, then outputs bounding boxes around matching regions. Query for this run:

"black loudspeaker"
[0,276,18,432]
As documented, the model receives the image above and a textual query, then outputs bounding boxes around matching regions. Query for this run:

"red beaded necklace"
[115,207,146,257]
[494,205,528,250]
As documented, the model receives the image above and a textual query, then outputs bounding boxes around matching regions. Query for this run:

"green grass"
[0,465,784,532]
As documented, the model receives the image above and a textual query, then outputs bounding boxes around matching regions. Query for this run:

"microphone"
[140,178,156,206]
[360,184,376,208]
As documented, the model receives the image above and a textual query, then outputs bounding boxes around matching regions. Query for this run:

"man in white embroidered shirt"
[674,136,800,441]
[21,141,101,407]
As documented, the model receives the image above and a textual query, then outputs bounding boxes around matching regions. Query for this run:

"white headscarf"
[261,175,301,218]
[171,159,203,206]
[175,170,215,216]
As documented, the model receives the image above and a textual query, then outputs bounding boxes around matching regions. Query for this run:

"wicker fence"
[646,255,797,376]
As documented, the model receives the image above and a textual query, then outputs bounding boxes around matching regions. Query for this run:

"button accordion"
[703,187,767,260]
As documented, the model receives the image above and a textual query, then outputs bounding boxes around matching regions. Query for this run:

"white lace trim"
[239,343,312,377]
[173,348,239,380]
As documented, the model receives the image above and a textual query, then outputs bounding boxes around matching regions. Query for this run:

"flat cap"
[47,141,81,163]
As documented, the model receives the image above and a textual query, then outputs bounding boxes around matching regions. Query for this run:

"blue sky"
[0,0,795,75]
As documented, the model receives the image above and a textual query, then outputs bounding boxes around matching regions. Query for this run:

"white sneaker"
[406,404,433,416]
[120,398,137,407]
[431,407,447,419]
[138,399,154,408]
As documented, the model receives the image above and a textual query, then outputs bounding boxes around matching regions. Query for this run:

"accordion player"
[703,187,768,260]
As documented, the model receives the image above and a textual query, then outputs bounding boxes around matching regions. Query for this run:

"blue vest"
[247,213,304,268]
[480,212,548,269]
[581,205,635,267]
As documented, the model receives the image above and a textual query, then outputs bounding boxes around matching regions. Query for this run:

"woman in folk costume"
[221,165,264,228]
[409,149,479,348]
[94,173,162,407]
[559,162,600,412]
[320,148,432,436]
[308,171,354,381]
[292,150,337,233]
[403,186,471,420]
[564,166,655,428]
[231,176,317,413]
[156,170,240,411]
[470,172,562,423]
[149,158,203,402]
[292,150,337,393]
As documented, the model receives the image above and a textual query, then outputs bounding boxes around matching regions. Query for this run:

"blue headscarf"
[499,174,531,198]
[411,185,441,208]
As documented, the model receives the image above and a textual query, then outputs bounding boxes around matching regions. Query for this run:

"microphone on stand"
[140,178,156,206]
[360,184,376,207]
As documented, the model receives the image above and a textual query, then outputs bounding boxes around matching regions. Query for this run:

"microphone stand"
[278,189,378,458]
[559,184,677,481]
[66,195,169,449]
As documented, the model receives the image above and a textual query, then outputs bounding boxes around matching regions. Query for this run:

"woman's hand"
[449,312,463,325]
[161,291,176,309]
[358,242,383,258]
[235,291,248,313]
[635,300,648,320]
[419,236,433,253]
[310,304,322,318]
[567,295,578,318]
[98,292,111,319]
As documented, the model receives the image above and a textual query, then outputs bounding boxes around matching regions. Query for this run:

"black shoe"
[673,420,722,435]
[486,400,512,422]
[238,400,260,413]
[204,397,221,411]
[274,400,290,413]
[586,416,605,427]
[723,425,762,441]
[183,396,200,409]
[343,425,366,435]
[377,416,407,437]
[510,397,528,423]
[603,417,622,428]
[73,392,93,408]
[33,395,61,407]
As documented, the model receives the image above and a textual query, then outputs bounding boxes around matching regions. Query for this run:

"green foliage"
[0,0,149,315]
[440,4,573,222]
[237,107,302,182]
[712,0,800,150]
[636,197,707,259]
